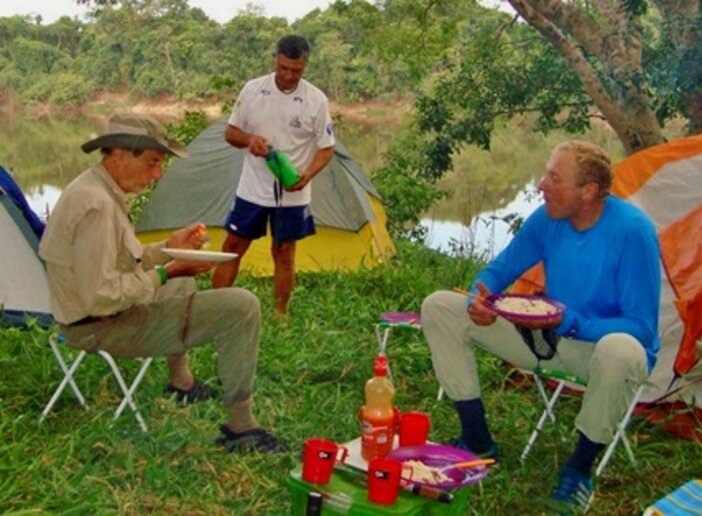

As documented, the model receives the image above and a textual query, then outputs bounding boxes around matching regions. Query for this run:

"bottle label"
[361,421,394,460]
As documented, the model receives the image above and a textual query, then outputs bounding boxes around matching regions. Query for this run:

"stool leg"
[40,350,88,422]
[533,375,557,423]
[594,385,643,477]
[114,358,153,420]
[100,352,149,432]
[376,324,391,356]
[48,335,88,408]
[521,380,565,463]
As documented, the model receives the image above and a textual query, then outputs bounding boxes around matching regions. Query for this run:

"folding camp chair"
[40,333,154,432]
[375,311,445,400]
[376,312,421,357]
[520,367,645,477]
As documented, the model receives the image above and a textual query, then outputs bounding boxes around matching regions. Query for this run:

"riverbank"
[1,90,413,125]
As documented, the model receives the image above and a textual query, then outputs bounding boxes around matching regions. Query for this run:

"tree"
[504,0,700,153]
[644,0,702,133]
[408,0,699,188]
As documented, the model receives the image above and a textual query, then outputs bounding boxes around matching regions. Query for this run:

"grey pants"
[421,291,648,444]
[61,279,260,408]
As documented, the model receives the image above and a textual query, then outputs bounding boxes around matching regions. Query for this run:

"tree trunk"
[507,0,665,154]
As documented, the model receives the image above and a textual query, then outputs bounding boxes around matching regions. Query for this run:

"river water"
[1,110,620,259]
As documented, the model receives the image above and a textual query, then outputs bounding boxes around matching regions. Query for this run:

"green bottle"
[265,147,301,188]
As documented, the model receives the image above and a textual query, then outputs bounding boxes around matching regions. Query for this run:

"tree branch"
[507,0,624,127]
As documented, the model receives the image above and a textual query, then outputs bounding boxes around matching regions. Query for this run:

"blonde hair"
[555,140,612,198]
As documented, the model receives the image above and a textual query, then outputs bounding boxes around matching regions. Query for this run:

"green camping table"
[287,463,473,515]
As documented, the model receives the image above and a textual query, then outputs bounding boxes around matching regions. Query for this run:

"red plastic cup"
[302,438,348,484]
[367,458,412,505]
[398,411,431,447]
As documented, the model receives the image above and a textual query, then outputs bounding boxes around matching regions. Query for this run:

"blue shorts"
[224,196,316,243]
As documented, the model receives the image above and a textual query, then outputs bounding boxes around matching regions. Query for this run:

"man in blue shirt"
[422,140,659,512]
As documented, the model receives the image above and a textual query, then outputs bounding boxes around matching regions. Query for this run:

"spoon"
[430,458,495,482]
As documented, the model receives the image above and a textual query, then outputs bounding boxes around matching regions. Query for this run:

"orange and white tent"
[515,134,702,428]
[611,134,702,411]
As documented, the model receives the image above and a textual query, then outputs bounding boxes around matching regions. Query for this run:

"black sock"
[454,398,494,455]
[565,432,605,477]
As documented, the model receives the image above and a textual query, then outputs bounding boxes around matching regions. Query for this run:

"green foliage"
[414,16,593,178]
[166,109,209,146]
[0,0,696,228]
[23,72,96,104]
[10,36,68,75]
[0,0,484,105]
[643,7,702,131]
[373,127,448,236]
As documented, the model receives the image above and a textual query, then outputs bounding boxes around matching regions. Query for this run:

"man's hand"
[167,223,208,250]
[225,124,268,156]
[285,146,333,192]
[468,282,497,326]
[247,134,270,157]
[285,170,312,192]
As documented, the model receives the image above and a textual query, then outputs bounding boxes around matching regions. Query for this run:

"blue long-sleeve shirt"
[473,195,661,371]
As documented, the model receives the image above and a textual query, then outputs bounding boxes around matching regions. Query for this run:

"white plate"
[162,248,238,263]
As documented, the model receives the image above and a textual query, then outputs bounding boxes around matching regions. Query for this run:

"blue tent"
[0,166,52,328]
[0,166,45,238]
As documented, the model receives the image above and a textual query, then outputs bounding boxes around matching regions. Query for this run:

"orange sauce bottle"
[360,355,396,461]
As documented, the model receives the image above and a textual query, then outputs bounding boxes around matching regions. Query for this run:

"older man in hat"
[39,113,286,453]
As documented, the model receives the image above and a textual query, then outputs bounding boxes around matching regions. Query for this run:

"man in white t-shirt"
[212,34,335,315]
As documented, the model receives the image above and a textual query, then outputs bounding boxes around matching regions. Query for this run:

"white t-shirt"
[228,73,335,207]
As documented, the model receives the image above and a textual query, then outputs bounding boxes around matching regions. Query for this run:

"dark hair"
[276,35,310,60]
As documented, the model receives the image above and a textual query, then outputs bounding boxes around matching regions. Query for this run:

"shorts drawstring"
[273,180,283,246]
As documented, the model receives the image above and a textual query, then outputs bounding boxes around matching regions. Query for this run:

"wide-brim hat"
[81,113,188,158]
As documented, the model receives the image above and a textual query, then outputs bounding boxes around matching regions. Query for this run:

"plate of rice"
[387,443,490,489]
[486,293,564,324]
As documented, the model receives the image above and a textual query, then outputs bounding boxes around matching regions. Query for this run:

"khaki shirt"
[39,164,169,324]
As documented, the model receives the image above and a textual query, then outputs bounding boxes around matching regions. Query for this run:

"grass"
[1,240,699,514]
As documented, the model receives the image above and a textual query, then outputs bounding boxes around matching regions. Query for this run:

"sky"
[0,0,334,25]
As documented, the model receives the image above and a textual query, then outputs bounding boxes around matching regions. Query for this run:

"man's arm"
[225,124,269,157]
[72,205,159,315]
[285,145,335,192]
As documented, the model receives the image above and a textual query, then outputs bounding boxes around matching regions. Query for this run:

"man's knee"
[205,287,261,322]
[590,333,647,377]
[230,288,260,319]
[421,290,451,320]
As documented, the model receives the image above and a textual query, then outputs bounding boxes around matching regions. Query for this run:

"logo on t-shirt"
[293,96,304,103]
[326,123,333,136]
[260,89,272,96]
[289,116,302,129]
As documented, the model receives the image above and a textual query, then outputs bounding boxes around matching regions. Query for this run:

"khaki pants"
[421,291,648,444]
[61,279,260,408]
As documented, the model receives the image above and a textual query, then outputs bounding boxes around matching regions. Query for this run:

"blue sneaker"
[548,467,594,514]
[448,437,500,462]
